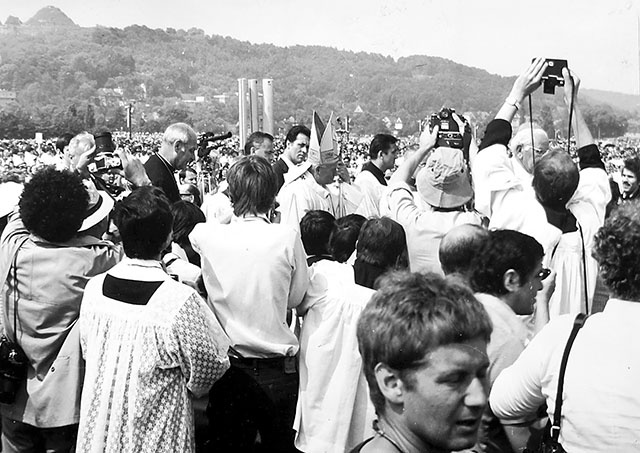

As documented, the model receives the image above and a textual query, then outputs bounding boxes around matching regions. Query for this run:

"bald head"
[511,125,550,173]
[532,150,579,210]
[439,224,489,278]
[67,132,95,169]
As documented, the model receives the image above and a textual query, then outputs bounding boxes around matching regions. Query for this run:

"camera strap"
[0,236,29,344]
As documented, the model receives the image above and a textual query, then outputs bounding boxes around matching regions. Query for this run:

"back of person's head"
[163,122,196,146]
[300,210,336,256]
[244,131,274,155]
[56,133,74,153]
[623,156,640,178]
[369,134,397,160]
[357,217,407,268]
[68,132,95,164]
[329,213,366,262]
[593,200,640,300]
[113,186,173,260]
[532,150,579,210]
[470,229,544,296]
[439,224,489,277]
[170,200,206,247]
[357,271,492,415]
[19,167,88,242]
[285,125,311,145]
[227,155,277,217]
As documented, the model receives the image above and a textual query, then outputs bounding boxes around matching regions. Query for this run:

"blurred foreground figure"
[353,271,492,453]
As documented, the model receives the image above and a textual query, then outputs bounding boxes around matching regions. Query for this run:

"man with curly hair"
[0,167,121,452]
[491,200,640,451]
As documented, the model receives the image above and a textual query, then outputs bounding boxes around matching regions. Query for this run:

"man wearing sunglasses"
[468,229,556,453]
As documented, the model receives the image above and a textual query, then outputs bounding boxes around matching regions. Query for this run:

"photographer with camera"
[382,115,484,276]
[0,168,122,452]
[473,59,611,317]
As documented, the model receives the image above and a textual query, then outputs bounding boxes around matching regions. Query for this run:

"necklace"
[373,420,406,453]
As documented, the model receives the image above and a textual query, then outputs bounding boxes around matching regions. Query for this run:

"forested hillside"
[0,7,633,138]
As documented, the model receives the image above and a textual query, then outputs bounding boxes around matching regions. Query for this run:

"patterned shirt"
[76,258,230,453]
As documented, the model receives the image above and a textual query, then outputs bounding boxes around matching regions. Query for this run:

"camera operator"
[473,59,611,317]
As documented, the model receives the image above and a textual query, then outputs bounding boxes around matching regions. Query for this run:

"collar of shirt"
[157,153,176,173]
[603,298,640,315]
[475,292,530,341]
[109,257,169,281]
[362,161,387,186]
[231,213,271,224]
[282,154,297,170]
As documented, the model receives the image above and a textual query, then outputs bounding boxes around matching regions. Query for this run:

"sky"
[3,0,640,95]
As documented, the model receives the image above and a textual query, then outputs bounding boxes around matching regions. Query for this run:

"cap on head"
[416,147,473,208]
[308,111,340,167]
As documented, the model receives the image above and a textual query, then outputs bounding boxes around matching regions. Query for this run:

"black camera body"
[427,108,468,149]
[0,336,29,404]
[540,58,568,94]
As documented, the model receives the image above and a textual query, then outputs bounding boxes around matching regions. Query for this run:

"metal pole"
[248,79,259,133]
[262,79,274,135]
[127,103,133,139]
[238,78,248,150]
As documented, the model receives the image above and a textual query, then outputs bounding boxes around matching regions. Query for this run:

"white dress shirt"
[190,214,310,358]
[490,299,640,452]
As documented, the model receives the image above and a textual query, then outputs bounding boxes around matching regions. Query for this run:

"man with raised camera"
[0,168,122,452]
[144,122,198,203]
[473,58,611,317]
[381,121,483,275]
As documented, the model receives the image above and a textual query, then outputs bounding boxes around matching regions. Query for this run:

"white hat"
[78,179,114,232]
[308,111,339,166]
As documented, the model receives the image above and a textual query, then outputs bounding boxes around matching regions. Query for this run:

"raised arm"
[389,125,438,185]
[495,58,547,123]
[562,68,595,150]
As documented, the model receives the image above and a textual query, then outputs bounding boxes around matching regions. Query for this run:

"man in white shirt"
[190,155,310,453]
[490,201,640,452]
[353,134,398,217]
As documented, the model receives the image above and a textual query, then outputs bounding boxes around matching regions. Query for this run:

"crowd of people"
[0,59,640,453]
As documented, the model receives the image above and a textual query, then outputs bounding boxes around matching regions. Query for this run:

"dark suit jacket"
[144,153,180,203]
[272,158,289,192]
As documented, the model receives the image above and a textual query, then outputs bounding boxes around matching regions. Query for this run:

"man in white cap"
[382,124,483,275]
[278,112,362,228]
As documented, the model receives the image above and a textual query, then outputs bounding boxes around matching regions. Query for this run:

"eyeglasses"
[537,268,552,281]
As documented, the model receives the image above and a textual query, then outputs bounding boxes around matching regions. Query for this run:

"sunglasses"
[537,268,552,281]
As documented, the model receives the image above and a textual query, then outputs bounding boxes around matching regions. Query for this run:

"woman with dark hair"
[169,200,206,266]
[354,217,408,289]
[329,213,366,263]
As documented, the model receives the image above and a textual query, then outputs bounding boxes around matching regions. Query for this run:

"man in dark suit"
[144,122,198,203]
[273,125,310,192]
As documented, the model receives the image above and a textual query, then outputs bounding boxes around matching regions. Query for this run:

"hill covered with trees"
[0,6,634,139]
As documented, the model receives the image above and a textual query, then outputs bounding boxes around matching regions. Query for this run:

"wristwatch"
[505,96,521,110]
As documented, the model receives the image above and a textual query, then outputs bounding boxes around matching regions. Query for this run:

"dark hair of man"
[357,217,407,268]
[285,125,311,145]
[300,210,336,256]
[439,225,490,276]
[171,200,205,247]
[244,131,274,155]
[623,156,640,179]
[593,200,640,300]
[19,167,89,242]
[227,155,277,217]
[532,150,579,210]
[357,271,492,415]
[56,133,74,152]
[329,214,366,262]
[113,186,173,260]
[470,229,544,296]
[368,134,397,160]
